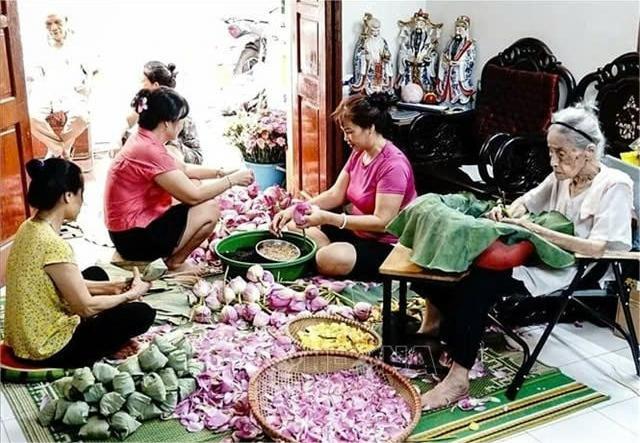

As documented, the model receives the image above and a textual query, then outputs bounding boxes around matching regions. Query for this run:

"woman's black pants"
[413,268,527,370]
[40,266,156,368]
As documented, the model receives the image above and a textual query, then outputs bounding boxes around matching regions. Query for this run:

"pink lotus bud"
[293,202,312,227]
[308,295,329,312]
[241,283,261,303]
[327,305,354,320]
[252,311,270,328]
[261,270,275,284]
[192,279,212,299]
[288,292,306,312]
[267,285,294,309]
[222,287,236,304]
[246,264,264,283]
[205,294,221,311]
[193,305,211,323]
[212,280,225,291]
[229,276,247,295]
[241,303,262,322]
[353,302,373,321]
[234,303,246,317]
[190,247,206,262]
[304,284,319,300]
[337,306,354,320]
[220,305,238,324]
[247,182,260,198]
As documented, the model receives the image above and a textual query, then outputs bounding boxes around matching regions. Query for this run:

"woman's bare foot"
[417,303,441,336]
[109,339,140,360]
[165,260,208,276]
[421,362,470,410]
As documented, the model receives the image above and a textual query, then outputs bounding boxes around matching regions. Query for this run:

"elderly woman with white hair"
[419,103,634,410]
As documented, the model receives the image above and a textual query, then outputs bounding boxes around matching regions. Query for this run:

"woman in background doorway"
[121,61,203,165]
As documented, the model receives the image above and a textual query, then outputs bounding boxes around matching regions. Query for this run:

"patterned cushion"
[474,65,560,145]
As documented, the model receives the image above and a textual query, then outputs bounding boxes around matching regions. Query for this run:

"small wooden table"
[378,244,468,363]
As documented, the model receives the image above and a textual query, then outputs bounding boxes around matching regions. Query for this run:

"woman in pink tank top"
[271,93,417,280]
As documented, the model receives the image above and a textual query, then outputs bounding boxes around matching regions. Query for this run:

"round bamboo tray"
[248,351,422,443]
[287,314,382,355]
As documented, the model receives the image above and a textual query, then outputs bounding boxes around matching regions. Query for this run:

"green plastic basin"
[215,230,317,281]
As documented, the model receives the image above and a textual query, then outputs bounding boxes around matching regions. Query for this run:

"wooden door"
[289,0,342,196]
[0,0,33,285]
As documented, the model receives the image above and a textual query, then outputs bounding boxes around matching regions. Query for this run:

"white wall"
[342,0,639,86]
[425,1,639,81]
[341,0,426,81]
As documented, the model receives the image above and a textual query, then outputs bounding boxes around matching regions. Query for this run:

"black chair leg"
[506,264,586,400]
[488,313,531,364]
[613,262,640,376]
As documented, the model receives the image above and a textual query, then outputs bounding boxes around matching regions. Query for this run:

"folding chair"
[490,251,640,400]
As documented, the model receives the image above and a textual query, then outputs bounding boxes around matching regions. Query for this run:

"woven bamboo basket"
[248,351,422,443]
[287,314,382,355]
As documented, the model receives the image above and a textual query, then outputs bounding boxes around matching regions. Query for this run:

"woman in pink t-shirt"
[271,93,417,280]
[105,87,253,272]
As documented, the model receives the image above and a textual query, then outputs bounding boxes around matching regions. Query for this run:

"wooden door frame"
[1,0,33,285]
[288,0,343,196]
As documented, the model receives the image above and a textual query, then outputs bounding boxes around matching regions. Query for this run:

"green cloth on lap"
[386,193,575,273]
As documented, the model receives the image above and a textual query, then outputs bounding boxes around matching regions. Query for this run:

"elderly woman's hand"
[507,199,527,218]
[501,217,536,231]
[486,198,528,221]
[486,205,506,221]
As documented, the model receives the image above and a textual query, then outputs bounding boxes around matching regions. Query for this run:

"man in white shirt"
[28,13,96,159]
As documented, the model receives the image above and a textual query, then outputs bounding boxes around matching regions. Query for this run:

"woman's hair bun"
[26,159,46,180]
[366,91,396,111]
[167,63,176,73]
